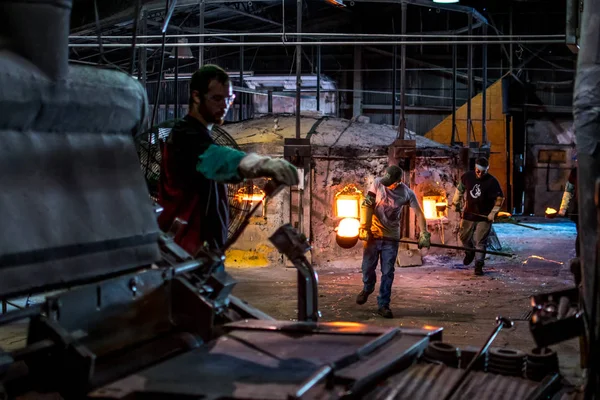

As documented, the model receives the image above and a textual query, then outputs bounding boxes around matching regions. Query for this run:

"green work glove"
[418,231,431,249]
[453,200,463,213]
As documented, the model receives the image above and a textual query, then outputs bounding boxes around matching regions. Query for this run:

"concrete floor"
[228,217,584,385]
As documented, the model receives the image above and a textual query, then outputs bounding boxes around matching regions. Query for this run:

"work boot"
[378,306,393,319]
[463,250,475,266]
[474,260,484,276]
[356,289,374,305]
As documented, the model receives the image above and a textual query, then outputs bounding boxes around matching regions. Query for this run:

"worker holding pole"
[451,157,504,276]
[356,165,431,319]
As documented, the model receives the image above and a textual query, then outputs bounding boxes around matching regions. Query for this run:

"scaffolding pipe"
[69,33,566,40]
[573,0,600,396]
[392,44,397,126]
[399,1,407,139]
[295,0,301,139]
[68,39,565,48]
[198,0,204,66]
[317,44,321,111]
[239,36,244,121]
[466,13,473,147]
[451,43,457,145]
[482,23,488,145]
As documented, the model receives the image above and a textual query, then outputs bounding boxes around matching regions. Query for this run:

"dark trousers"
[459,219,492,263]
[361,239,399,308]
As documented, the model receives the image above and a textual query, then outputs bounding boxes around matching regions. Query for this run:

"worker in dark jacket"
[451,157,504,276]
[158,65,298,256]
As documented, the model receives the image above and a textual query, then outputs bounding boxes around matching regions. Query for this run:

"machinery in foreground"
[0,0,594,399]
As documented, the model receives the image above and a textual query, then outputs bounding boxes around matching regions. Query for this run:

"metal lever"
[443,316,514,400]
[269,224,320,322]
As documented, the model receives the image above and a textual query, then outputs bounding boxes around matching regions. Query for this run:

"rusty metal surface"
[366,363,539,400]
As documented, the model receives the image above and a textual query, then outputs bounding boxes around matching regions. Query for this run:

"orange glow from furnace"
[334,184,363,219]
[336,198,360,219]
[235,186,265,202]
[337,218,360,238]
[423,198,437,219]
[545,207,557,215]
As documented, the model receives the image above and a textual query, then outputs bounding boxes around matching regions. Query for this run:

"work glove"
[418,231,431,249]
[239,153,299,186]
[454,201,462,213]
[359,227,372,241]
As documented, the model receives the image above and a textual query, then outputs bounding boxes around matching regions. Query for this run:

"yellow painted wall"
[425,80,512,208]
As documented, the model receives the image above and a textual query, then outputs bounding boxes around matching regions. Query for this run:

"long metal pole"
[482,23,488,145]
[295,0,302,139]
[198,0,204,67]
[385,239,514,257]
[69,39,566,48]
[71,33,566,40]
[399,1,407,139]
[317,44,321,112]
[175,52,179,119]
[451,43,457,145]
[239,36,244,121]
[392,44,397,126]
[466,13,473,147]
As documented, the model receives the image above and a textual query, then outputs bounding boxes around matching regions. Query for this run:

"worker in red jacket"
[158,65,298,256]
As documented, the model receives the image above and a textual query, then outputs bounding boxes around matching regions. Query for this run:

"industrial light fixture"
[169,38,194,59]
[433,0,459,3]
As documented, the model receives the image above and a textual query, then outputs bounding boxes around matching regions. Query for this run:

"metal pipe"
[239,36,244,121]
[198,0,204,67]
[399,1,407,139]
[482,23,488,145]
[395,239,514,257]
[150,0,170,127]
[316,44,321,112]
[451,43,457,145]
[175,52,179,119]
[466,13,473,147]
[129,0,141,75]
[70,33,566,40]
[68,40,566,48]
[509,5,513,73]
[295,0,301,139]
[392,44,397,126]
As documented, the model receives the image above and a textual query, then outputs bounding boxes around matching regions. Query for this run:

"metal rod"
[451,43,457,145]
[239,36,244,121]
[443,317,514,400]
[316,44,321,112]
[482,23,488,145]
[69,33,566,40]
[150,0,170,126]
[0,305,42,326]
[466,13,473,147]
[469,213,542,230]
[175,52,179,119]
[198,0,205,67]
[392,44,397,125]
[68,39,566,48]
[399,1,407,139]
[391,239,514,257]
[295,0,302,139]
[129,0,141,75]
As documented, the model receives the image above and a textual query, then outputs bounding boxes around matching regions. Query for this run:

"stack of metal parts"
[526,348,560,382]
[488,348,527,377]
[422,343,559,381]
